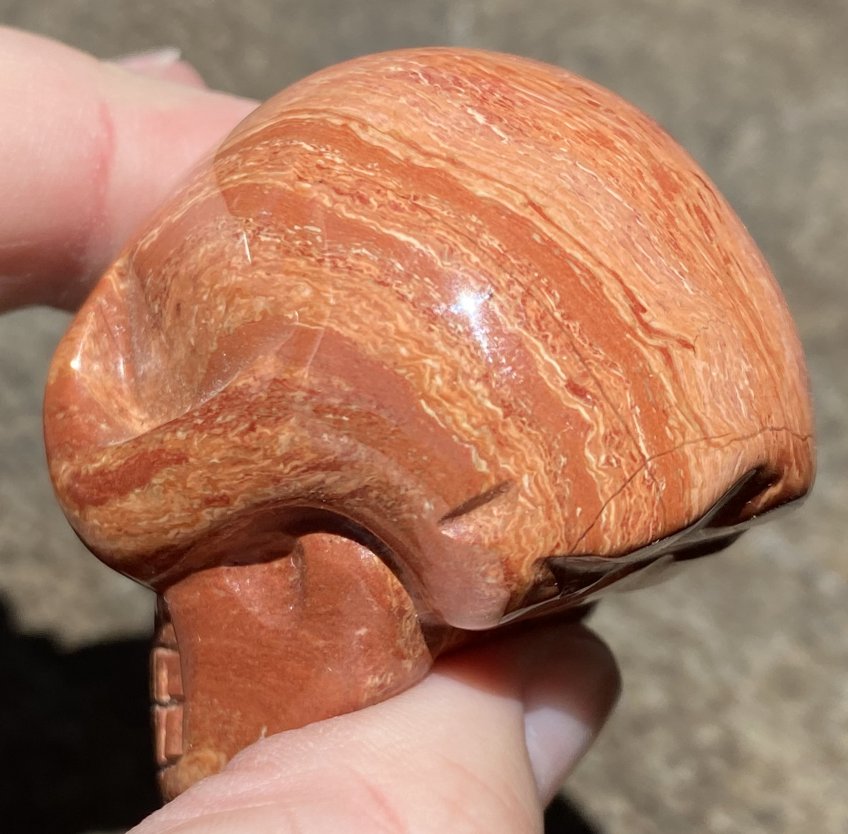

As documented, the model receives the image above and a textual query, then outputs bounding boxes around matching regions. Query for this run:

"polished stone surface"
[1,1,845,832]
[42,46,812,797]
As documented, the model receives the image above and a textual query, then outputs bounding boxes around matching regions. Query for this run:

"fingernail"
[111,47,182,71]
[524,699,592,801]
[521,629,620,801]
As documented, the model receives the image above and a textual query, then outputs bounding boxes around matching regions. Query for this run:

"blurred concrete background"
[0,1,845,832]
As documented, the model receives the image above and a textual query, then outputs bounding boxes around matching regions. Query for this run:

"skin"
[1,27,620,833]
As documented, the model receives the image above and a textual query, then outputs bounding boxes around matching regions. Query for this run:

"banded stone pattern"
[46,48,812,628]
[44,49,814,796]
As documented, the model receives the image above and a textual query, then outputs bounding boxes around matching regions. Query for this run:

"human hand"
[132,622,618,833]
[0,26,255,311]
[1,27,620,832]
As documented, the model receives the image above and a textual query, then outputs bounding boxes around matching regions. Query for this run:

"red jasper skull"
[44,49,814,797]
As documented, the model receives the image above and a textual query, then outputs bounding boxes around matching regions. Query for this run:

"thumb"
[130,623,619,834]
[0,27,257,311]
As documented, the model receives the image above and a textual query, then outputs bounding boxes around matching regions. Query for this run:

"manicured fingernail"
[521,630,620,801]
[112,47,182,70]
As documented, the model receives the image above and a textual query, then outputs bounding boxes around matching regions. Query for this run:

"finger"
[130,623,619,834]
[0,27,257,312]
[440,621,620,805]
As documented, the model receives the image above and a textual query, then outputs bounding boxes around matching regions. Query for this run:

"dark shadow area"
[0,599,159,834]
[545,793,604,833]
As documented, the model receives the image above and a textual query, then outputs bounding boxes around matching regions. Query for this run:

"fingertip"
[520,626,621,802]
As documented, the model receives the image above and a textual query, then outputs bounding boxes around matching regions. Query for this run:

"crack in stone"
[567,425,811,555]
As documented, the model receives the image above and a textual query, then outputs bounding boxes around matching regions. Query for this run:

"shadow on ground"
[0,599,159,833]
[544,794,604,833]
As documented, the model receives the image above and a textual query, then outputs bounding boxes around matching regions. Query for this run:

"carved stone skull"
[44,48,814,798]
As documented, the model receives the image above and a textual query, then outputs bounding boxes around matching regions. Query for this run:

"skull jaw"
[153,532,435,801]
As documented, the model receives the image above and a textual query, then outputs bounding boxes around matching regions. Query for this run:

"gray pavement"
[1,2,846,832]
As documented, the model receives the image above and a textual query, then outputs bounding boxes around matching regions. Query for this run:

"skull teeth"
[152,621,185,771]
